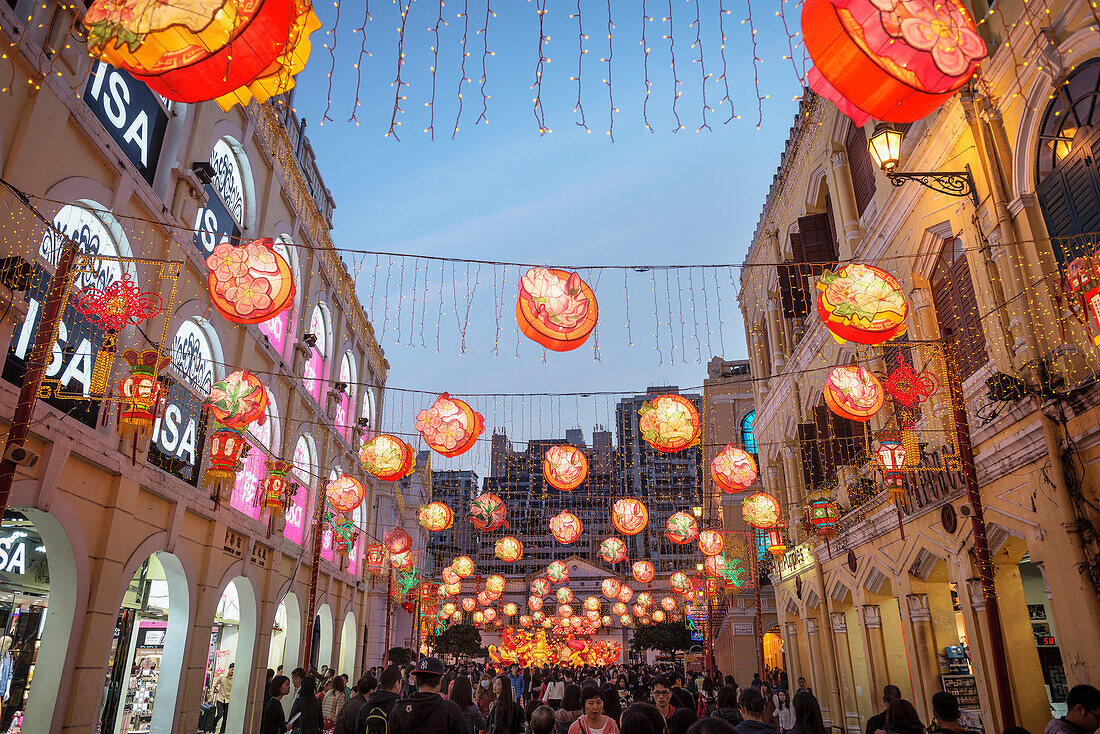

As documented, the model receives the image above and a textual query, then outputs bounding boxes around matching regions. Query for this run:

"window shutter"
[825,194,840,255]
[812,405,837,480]
[798,422,822,488]
[845,123,877,216]
[779,231,810,317]
[797,213,837,263]
[932,252,988,381]
[761,317,771,370]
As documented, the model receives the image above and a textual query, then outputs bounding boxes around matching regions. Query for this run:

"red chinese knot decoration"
[549,510,583,544]
[359,434,415,481]
[824,365,885,422]
[417,393,485,457]
[326,473,365,513]
[543,444,589,490]
[817,264,908,345]
[516,267,599,352]
[638,394,702,452]
[884,352,938,407]
[711,444,758,493]
[742,492,782,530]
[611,498,649,536]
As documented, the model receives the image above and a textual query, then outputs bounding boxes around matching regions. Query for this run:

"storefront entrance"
[0,512,50,733]
[199,578,256,734]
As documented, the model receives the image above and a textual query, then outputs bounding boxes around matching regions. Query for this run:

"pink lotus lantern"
[326,474,366,513]
[598,537,628,564]
[698,530,724,557]
[547,560,569,584]
[461,597,477,612]
[602,578,622,599]
[711,444,758,493]
[665,512,700,545]
[543,444,589,490]
[556,587,574,604]
[632,560,656,584]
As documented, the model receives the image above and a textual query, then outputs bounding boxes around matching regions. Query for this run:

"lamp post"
[868,123,980,208]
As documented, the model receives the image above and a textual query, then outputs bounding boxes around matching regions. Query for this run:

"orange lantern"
[444,581,461,596]
[556,587,574,604]
[766,523,788,558]
[452,556,475,578]
[516,267,599,351]
[617,585,634,603]
[598,537,628,564]
[545,561,568,584]
[824,365,885,422]
[531,578,551,597]
[442,567,460,585]
[84,0,321,109]
[461,597,477,612]
[416,393,485,457]
[665,512,700,545]
[584,596,600,612]
[206,370,269,431]
[620,614,632,626]
[651,609,666,623]
[485,575,506,596]
[468,493,508,532]
[384,527,412,555]
[472,611,485,625]
[528,595,544,612]
[543,444,589,490]
[660,596,676,612]
[503,602,518,616]
[803,0,986,126]
[390,551,414,570]
[742,492,782,530]
[611,498,649,536]
[202,426,248,501]
[477,591,494,607]
[326,474,366,513]
[698,530,724,557]
[704,554,728,579]
[602,579,622,599]
[711,444,758,493]
[519,614,533,628]
[495,536,523,562]
[360,434,416,481]
[549,511,583,544]
[638,394,701,452]
[612,602,628,616]
[632,603,647,617]
[205,238,295,324]
[441,602,457,616]
[483,607,498,622]
[558,604,574,618]
[669,572,692,595]
[816,264,908,345]
[116,349,169,448]
[632,561,656,584]
[637,592,653,607]
[418,501,455,532]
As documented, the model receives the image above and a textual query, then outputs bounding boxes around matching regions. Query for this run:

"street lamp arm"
[887,164,980,208]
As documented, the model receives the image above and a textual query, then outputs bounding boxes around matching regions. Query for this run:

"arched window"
[1036,58,1100,266]
[303,304,330,403]
[741,411,757,455]
[321,468,341,563]
[229,396,279,520]
[193,136,252,256]
[360,385,378,441]
[336,353,357,442]
[286,436,315,545]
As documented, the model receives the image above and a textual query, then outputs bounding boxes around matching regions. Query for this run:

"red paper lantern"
[637,592,654,608]
[115,349,169,448]
[816,264,908,346]
[664,512,699,545]
[416,393,485,457]
[742,492,782,530]
[360,434,415,481]
[704,554,727,579]
[601,578,622,599]
[549,511,583,545]
[617,585,634,603]
[528,596,544,612]
[632,603,647,618]
[326,474,366,513]
[258,458,298,536]
[803,0,986,126]
[206,370,269,431]
[632,561,656,584]
[418,502,454,532]
[556,587,574,604]
[611,498,649,536]
[711,444,758,493]
[530,578,551,597]
[205,238,295,324]
[669,572,692,595]
[638,394,701,452]
[598,537,628,564]
[516,267,599,351]
[765,524,788,558]
[546,560,569,584]
[660,596,676,612]
[202,426,247,501]
[468,493,508,532]
[477,591,494,607]
[366,543,386,573]
[495,536,523,562]
[543,444,589,490]
[384,527,412,555]
[84,0,321,109]
[452,556,475,578]
[807,493,840,538]
[503,602,519,616]
[824,365,885,422]
[698,530,724,557]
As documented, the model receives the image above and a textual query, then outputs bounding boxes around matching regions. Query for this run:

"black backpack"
[364,705,389,734]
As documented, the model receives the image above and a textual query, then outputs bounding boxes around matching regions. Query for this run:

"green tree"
[629,621,692,656]
[433,623,484,659]
[388,646,414,666]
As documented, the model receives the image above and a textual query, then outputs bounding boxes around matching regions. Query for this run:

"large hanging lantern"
[704,554,728,579]
[360,434,415,481]
[543,444,589,490]
[711,444,758,493]
[477,591,494,607]
[632,560,656,584]
[495,536,523,562]
[528,595,544,612]
[875,432,909,501]
[452,556,475,578]
[205,238,295,323]
[530,577,551,597]
[84,0,321,109]
[636,592,653,608]
[503,602,519,616]
[485,574,506,596]
[617,584,634,603]
[583,596,600,612]
[816,264,908,345]
[824,365,885,422]
[461,597,477,612]
[611,498,649,535]
[601,578,622,599]
[611,601,628,615]
[549,511,583,544]
[638,394,702,452]
[557,604,574,618]
[206,370,269,431]
[806,492,840,539]
[698,530,724,557]
[482,608,497,622]
[664,512,700,545]
[418,501,455,532]
[765,524,788,559]
[669,572,692,595]
[441,567,460,586]
[556,587,574,604]
[326,473,366,513]
[468,493,509,532]
[384,527,412,555]
[742,492,782,530]
[258,458,298,537]
[516,267,599,351]
[547,560,569,584]
[417,393,485,457]
[598,536,628,564]
[803,0,986,126]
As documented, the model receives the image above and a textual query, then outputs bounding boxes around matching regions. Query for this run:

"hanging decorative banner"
[205,238,296,324]
[326,473,366,513]
[546,560,570,584]
[816,264,908,345]
[530,577,551,597]
[824,365,885,422]
[698,530,725,557]
[417,393,485,457]
[495,535,524,562]
[452,556,475,578]
[632,560,656,584]
[549,510,583,544]
[616,584,634,603]
[360,434,416,481]
[638,394,702,452]
[418,501,455,532]
[384,527,412,555]
[328,511,358,570]
[468,492,509,532]
[664,512,700,545]
[611,498,649,536]
[83,0,322,109]
[543,444,589,490]
[711,444,758,493]
[516,267,599,352]
[556,587,575,604]
[257,458,298,538]
[598,536,628,564]
[742,492,782,529]
[601,578,622,599]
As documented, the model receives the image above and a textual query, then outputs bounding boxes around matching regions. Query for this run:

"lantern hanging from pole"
[669,572,692,595]
[495,536,523,563]
[516,267,599,351]
[875,431,910,501]
[611,498,649,535]
[546,560,569,584]
[384,527,412,555]
[601,578,622,599]
[806,492,840,539]
[530,577,551,597]
[468,492,508,532]
[326,473,366,513]
[802,0,986,126]
[698,529,725,557]
[543,444,589,490]
[417,393,485,457]
[765,523,788,559]
[711,444,758,493]
[664,512,700,545]
[418,501,454,532]
[824,365,885,422]
[205,238,296,324]
[817,264,908,345]
[556,587,574,604]
[366,543,386,573]
[73,275,163,396]
[742,492,782,530]
[598,536,628,564]
[638,394,702,452]
[632,560,656,584]
[84,0,322,109]
[549,510,583,544]
[360,434,416,481]
[452,556,475,578]
[257,458,298,538]
[114,349,170,458]
[617,584,634,603]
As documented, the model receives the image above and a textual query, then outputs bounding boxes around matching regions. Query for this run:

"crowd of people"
[255,659,1100,734]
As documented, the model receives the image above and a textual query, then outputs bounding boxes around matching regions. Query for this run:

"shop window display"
[0,513,50,734]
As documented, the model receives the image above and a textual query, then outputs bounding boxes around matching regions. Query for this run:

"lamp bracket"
[887,164,980,208]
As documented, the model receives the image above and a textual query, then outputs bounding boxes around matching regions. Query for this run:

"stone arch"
[209,570,260,734]
[338,609,358,678]
[206,122,258,233]
[315,601,335,670]
[805,165,829,211]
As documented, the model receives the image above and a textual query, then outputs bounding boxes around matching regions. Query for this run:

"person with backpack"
[357,666,404,734]
[387,658,467,734]
[334,676,375,734]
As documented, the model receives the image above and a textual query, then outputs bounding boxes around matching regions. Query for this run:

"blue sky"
[289,0,806,464]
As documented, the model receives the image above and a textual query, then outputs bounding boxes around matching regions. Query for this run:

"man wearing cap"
[387,657,467,734]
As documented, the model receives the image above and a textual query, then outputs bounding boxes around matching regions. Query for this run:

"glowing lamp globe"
[452,556,475,578]
[602,578,622,599]
[637,592,653,608]
[556,587,575,604]
[461,597,477,612]
[698,530,724,557]
[206,370,269,431]
[825,366,885,422]
[598,537,628,564]
[543,444,589,490]
[205,238,295,323]
[638,394,701,452]
[531,578,551,597]
[660,596,676,612]
[468,493,508,532]
[632,561,656,584]
[742,492,782,530]
[326,474,366,513]
[584,596,600,612]
[669,572,692,595]
[611,498,649,535]
[558,604,574,618]
[528,596,544,612]
[711,444,758,493]
[485,575,506,595]
[664,512,700,545]
[652,610,667,623]
[816,264,908,345]
[360,434,415,481]
[495,536,523,563]
[416,393,485,457]
[503,602,519,616]
[617,585,634,603]
[549,511,583,544]
[516,267,599,351]
[383,527,411,555]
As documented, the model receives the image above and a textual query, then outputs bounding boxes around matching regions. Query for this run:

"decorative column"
[830,611,862,734]
[804,616,833,725]
[780,447,804,512]
[904,593,940,717]
[861,604,889,699]
[828,149,862,255]
[765,298,786,371]
[784,621,803,687]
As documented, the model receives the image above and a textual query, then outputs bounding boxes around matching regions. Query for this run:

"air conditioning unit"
[3,445,39,468]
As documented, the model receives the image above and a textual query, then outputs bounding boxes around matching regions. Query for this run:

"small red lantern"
[611,498,649,536]
[543,444,589,490]
[257,458,298,538]
[418,502,455,532]
[549,510,583,544]
[205,238,296,324]
[636,592,653,608]
[664,512,699,545]
[598,537,628,564]
[360,434,416,481]
[516,267,599,352]
[765,524,788,559]
[205,370,269,431]
[384,527,412,555]
[326,474,366,513]
[468,493,508,532]
[816,264,908,346]
[547,560,569,584]
[711,444,758,493]
[115,348,170,454]
[202,426,248,502]
[416,393,484,458]
[638,394,702,452]
[824,365,885,422]
[651,610,667,623]
[632,561,656,584]
[698,530,724,557]
[366,543,386,574]
[495,536,523,562]
[602,578,622,599]
[612,602,628,615]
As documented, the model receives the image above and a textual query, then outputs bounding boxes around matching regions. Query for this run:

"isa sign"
[84,61,169,185]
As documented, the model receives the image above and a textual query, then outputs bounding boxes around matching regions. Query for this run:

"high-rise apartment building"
[424,466,479,575]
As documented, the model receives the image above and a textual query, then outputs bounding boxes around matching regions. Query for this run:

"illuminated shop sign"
[84,61,169,185]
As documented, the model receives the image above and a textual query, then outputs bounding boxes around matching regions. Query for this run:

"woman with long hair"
[711,686,741,728]
[453,676,488,734]
[786,691,826,734]
[488,676,515,734]
[880,699,924,734]
[290,675,324,734]
[773,689,794,733]
[547,671,566,709]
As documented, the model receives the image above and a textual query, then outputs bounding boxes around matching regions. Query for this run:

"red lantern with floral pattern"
[742,492,782,530]
[824,365,885,422]
[416,393,485,457]
[468,493,509,532]
[669,572,692,595]
[384,527,412,555]
[360,434,416,481]
[452,556,475,578]
[258,458,298,538]
[598,537,628,564]
[516,267,599,352]
[711,444,758,493]
[543,444,589,490]
[547,560,569,584]
[531,578,551,597]
[617,585,634,603]
[556,587,574,604]
[205,238,296,324]
[638,394,702,452]
[495,536,523,563]
[549,511,583,545]
[602,578,622,599]
[816,264,908,345]
[632,561,656,584]
[664,512,699,545]
[611,498,649,536]
[528,595,544,612]
[698,530,724,557]
[418,501,455,532]
[326,473,366,513]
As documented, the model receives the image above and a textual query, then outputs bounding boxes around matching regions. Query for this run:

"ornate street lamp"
[868,123,980,208]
